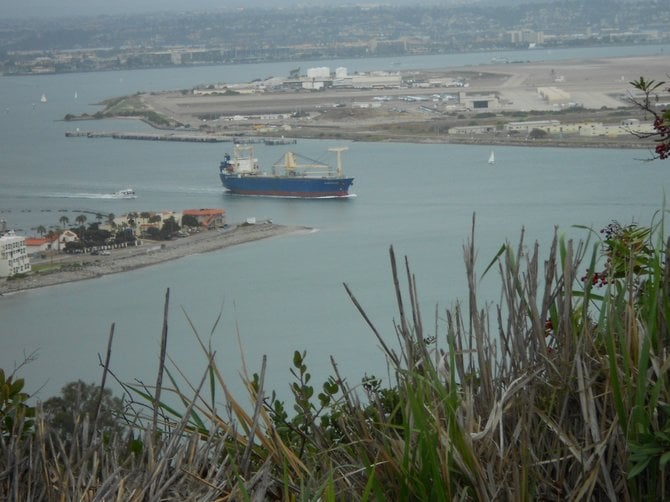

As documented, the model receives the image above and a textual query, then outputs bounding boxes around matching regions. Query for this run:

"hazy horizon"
[2,1,528,20]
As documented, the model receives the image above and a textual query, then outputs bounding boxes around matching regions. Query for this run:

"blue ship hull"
[220,173,354,198]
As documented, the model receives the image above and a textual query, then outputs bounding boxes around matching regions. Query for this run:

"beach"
[0,223,309,296]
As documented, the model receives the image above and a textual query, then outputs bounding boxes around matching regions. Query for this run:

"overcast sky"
[3,0,449,20]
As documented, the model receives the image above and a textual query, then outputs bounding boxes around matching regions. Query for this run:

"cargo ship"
[219,145,354,198]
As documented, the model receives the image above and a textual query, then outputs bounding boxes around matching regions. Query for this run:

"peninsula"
[0,223,309,296]
[65,55,670,150]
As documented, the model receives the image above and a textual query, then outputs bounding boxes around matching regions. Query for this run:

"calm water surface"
[1,46,669,402]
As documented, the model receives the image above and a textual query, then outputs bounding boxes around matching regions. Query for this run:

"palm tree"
[75,214,87,228]
[96,213,103,223]
[107,213,116,228]
[36,225,47,237]
[59,215,69,228]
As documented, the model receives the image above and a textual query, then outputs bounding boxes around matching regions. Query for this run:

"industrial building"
[458,92,500,110]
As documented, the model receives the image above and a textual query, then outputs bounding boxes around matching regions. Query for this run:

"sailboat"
[488,150,495,165]
[40,94,47,103]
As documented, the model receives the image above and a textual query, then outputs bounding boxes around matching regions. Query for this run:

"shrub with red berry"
[653,115,670,159]
[582,221,654,293]
[630,77,670,160]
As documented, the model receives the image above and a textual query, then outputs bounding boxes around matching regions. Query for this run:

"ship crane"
[328,147,349,178]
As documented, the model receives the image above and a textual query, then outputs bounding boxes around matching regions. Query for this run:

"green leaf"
[659,451,670,469]
[128,438,144,455]
[628,457,652,479]
[324,380,339,395]
[481,243,507,279]
[10,378,25,396]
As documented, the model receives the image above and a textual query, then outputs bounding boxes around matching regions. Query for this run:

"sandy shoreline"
[0,223,310,296]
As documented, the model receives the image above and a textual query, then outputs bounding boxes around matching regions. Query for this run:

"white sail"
[488,151,495,164]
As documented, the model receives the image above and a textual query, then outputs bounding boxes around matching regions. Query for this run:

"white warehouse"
[306,67,331,79]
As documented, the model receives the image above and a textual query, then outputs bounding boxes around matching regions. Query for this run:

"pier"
[264,138,297,145]
[65,131,298,145]
[65,130,229,142]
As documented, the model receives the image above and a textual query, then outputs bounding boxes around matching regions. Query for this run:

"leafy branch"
[628,76,670,159]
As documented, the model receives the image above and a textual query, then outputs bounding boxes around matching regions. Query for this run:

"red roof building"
[182,209,226,229]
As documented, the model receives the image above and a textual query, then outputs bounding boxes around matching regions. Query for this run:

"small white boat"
[488,150,495,165]
[114,188,136,199]
[40,94,47,103]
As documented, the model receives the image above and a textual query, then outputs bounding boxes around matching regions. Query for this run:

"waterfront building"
[182,209,226,229]
[0,230,31,278]
[58,230,79,247]
[25,236,57,256]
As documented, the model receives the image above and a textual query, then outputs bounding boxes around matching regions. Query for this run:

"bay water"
[1,45,669,404]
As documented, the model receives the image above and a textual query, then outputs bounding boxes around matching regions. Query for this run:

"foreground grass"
[2,216,669,500]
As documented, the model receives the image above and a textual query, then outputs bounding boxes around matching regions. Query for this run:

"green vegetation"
[3,84,669,498]
[5,272,29,281]
[101,95,146,114]
[528,127,548,139]
[2,212,670,498]
[30,263,63,274]
[0,368,34,437]
[629,78,670,159]
[474,112,496,119]
[63,220,130,253]
[64,94,180,128]
[181,213,199,228]
[41,381,124,440]
[143,215,181,240]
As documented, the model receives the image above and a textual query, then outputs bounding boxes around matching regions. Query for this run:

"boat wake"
[43,193,126,200]
[311,193,357,200]
[224,193,357,199]
[42,190,136,200]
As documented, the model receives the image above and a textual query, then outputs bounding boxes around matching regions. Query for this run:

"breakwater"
[65,130,229,142]
[65,131,297,145]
